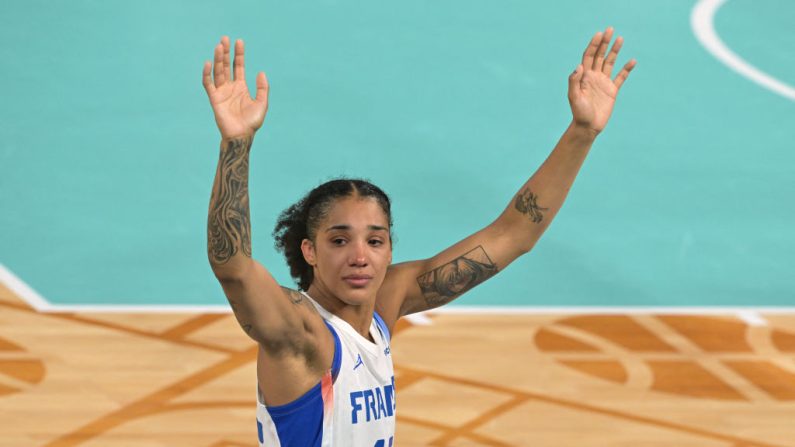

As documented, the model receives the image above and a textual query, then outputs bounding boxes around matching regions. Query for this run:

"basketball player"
[203,27,635,446]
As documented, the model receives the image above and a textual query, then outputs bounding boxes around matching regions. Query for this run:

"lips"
[343,274,372,288]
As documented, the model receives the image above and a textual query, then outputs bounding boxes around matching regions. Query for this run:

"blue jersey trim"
[265,380,323,446]
[372,311,391,344]
[258,320,341,446]
[325,320,342,382]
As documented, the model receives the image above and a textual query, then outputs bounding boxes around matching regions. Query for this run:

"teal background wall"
[1,0,793,306]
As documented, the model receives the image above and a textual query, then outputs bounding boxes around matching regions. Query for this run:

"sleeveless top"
[256,292,396,447]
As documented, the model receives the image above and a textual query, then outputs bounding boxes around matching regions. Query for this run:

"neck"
[306,284,375,341]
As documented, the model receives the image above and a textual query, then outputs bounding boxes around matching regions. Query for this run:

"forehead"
[323,196,390,229]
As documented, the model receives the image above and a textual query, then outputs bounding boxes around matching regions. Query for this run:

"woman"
[203,28,635,446]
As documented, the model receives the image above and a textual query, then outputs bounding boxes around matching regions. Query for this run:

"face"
[301,195,392,306]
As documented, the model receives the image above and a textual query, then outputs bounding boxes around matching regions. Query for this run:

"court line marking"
[2,264,793,320]
[691,0,795,101]
[399,364,788,447]
[0,263,50,311]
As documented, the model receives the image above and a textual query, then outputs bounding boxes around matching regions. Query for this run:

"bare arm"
[377,28,637,322]
[203,37,327,357]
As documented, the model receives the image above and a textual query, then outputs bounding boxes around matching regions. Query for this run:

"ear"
[301,238,316,266]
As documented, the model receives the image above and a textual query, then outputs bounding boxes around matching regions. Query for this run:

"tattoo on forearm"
[514,188,548,223]
[417,246,498,307]
[208,136,253,264]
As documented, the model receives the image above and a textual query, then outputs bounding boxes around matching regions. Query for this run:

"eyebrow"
[325,224,389,232]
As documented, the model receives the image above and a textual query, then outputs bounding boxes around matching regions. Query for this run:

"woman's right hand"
[202,36,269,140]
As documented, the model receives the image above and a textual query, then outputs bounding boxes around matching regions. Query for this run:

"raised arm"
[204,37,326,353]
[204,35,268,279]
[377,28,636,322]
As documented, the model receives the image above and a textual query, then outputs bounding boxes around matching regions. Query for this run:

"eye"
[331,237,347,246]
[369,238,384,247]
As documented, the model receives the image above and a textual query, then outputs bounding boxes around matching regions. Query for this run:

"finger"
[581,31,602,71]
[233,39,246,81]
[613,58,637,90]
[567,64,583,102]
[222,36,232,84]
[592,27,613,71]
[213,43,224,87]
[255,71,269,104]
[202,61,216,94]
[602,36,624,76]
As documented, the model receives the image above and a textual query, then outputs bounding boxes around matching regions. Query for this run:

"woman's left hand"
[568,27,636,136]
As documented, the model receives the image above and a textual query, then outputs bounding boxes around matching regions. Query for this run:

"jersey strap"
[325,320,342,381]
[372,311,391,344]
[256,319,342,446]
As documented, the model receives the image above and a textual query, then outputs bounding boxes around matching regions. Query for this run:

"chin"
[337,286,376,306]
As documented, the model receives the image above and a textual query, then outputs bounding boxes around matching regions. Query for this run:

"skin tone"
[204,28,635,405]
[300,195,393,340]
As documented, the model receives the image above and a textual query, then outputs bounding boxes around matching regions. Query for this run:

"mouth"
[342,275,373,288]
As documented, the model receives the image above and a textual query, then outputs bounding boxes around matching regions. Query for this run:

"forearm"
[207,135,255,278]
[497,122,597,253]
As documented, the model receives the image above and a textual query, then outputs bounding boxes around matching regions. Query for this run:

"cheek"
[377,250,393,269]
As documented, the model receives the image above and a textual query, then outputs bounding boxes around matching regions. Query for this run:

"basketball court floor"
[2,285,795,445]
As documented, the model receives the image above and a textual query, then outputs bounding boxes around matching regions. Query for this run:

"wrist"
[567,122,600,142]
[221,132,255,143]
[219,134,254,155]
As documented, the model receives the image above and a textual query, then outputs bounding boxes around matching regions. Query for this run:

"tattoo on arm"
[282,287,325,322]
[417,246,498,307]
[208,136,254,265]
[228,288,314,338]
[515,188,548,223]
[281,287,304,305]
[228,299,254,335]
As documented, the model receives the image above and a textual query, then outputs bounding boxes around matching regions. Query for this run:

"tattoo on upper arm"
[515,188,548,223]
[281,287,323,320]
[417,246,498,307]
[281,287,304,305]
[228,288,315,338]
[208,136,253,264]
[229,298,254,335]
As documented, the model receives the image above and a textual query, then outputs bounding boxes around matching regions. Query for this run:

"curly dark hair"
[273,178,393,290]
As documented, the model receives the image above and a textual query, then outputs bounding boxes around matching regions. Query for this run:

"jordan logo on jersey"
[353,354,364,370]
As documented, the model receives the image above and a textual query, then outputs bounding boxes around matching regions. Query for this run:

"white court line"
[44,304,231,314]
[0,263,50,312]
[427,307,791,316]
[1,263,792,319]
[736,310,769,327]
[0,263,229,314]
[404,313,433,326]
[692,0,795,101]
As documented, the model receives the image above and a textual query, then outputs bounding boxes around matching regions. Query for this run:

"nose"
[348,241,368,267]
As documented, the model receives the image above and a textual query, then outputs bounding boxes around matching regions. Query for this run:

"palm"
[203,37,269,139]
[568,28,636,134]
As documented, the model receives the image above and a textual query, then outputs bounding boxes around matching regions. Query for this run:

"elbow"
[209,258,252,282]
[490,219,536,256]
[515,241,537,256]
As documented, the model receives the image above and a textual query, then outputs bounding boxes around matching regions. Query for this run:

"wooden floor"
[2,284,795,446]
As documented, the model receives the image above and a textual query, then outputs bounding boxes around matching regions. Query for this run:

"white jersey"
[256,292,396,447]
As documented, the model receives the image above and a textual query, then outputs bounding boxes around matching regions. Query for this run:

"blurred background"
[1,0,793,308]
